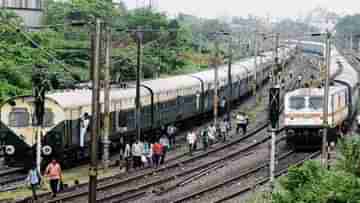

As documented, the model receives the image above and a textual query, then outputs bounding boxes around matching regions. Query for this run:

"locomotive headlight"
[42,145,52,156]
[5,145,15,155]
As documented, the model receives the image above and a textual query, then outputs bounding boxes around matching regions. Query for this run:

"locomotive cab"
[0,96,64,168]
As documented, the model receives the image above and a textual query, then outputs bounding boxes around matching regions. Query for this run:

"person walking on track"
[208,123,217,146]
[27,164,41,201]
[45,158,62,198]
[236,112,249,135]
[123,142,132,172]
[132,140,144,169]
[187,130,197,156]
[152,141,163,168]
[159,134,170,165]
[220,119,229,142]
[201,127,209,150]
[167,124,177,149]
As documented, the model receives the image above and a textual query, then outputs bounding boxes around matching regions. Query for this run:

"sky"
[119,0,359,20]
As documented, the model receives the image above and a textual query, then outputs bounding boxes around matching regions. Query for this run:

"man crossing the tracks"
[123,142,132,172]
[45,158,62,198]
[201,128,209,150]
[159,134,170,165]
[27,164,41,201]
[208,123,217,146]
[187,130,197,156]
[132,140,144,169]
[167,124,177,149]
[220,119,228,142]
[236,112,249,135]
[152,141,163,168]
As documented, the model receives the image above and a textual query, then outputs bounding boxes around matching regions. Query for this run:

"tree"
[336,136,360,177]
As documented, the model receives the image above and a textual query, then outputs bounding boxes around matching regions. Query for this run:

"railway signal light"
[269,86,280,128]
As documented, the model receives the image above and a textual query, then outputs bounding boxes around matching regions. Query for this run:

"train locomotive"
[0,46,296,169]
[284,41,359,148]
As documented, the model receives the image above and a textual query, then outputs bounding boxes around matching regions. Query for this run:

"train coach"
[0,46,296,169]
[284,41,359,148]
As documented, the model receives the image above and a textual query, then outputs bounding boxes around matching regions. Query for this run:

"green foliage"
[272,158,360,203]
[336,136,360,176]
[270,136,360,203]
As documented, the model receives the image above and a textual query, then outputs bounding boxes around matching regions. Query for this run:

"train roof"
[286,86,347,97]
[334,56,359,88]
[46,87,149,109]
[141,75,201,93]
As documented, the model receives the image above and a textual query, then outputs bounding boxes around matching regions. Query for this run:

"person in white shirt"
[236,112,248,135]
[132,140,144,169]
[80,113,90,148]
[187,130,197,156]
[159,135,170,164]
[208,124,217,146]
[220,119,229,142]
[167,124,177,149]
[123,143,131,171]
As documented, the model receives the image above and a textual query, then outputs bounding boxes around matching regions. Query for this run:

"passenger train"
[0,46,296,168]
[284,41,359,148]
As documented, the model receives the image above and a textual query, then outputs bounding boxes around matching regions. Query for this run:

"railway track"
[0,167,26,192]
[171,150,319,203]
[211,151,320,203]
[93,133,289,203]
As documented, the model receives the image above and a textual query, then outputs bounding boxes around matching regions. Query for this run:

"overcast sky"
[120,0,359,19]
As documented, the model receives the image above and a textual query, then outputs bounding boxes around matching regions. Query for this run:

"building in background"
[0,0,43,28]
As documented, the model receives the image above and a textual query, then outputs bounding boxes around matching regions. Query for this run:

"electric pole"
[135,29,143,142]
[322,31,331,169]
[32,64,47,173]
[274,33,279,85]
[102,25,111,169]
[253,31,258,103]
[213,38,220,127]
[89,18,101,203]
[227,36,233,118]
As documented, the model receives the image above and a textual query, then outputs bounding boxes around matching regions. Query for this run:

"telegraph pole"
[274,33,279,84]
[102,25,111,169]
[253,31,258,103]
[32,65,47,173]
[135,29,143,142]
[227,36,233,118]
[89,18,101,203]
[322,31,331,169]
[214,38,220,127]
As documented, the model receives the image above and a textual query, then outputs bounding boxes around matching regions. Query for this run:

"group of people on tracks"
[186,112,249,155]
[27,158,63,201]
[25,111,249,202]
[122,124,178,172]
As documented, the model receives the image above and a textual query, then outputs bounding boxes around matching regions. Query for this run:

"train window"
[309,96,323,110]
[289,97,305,110]
[9,108,29,127]
[44,109,54,127]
